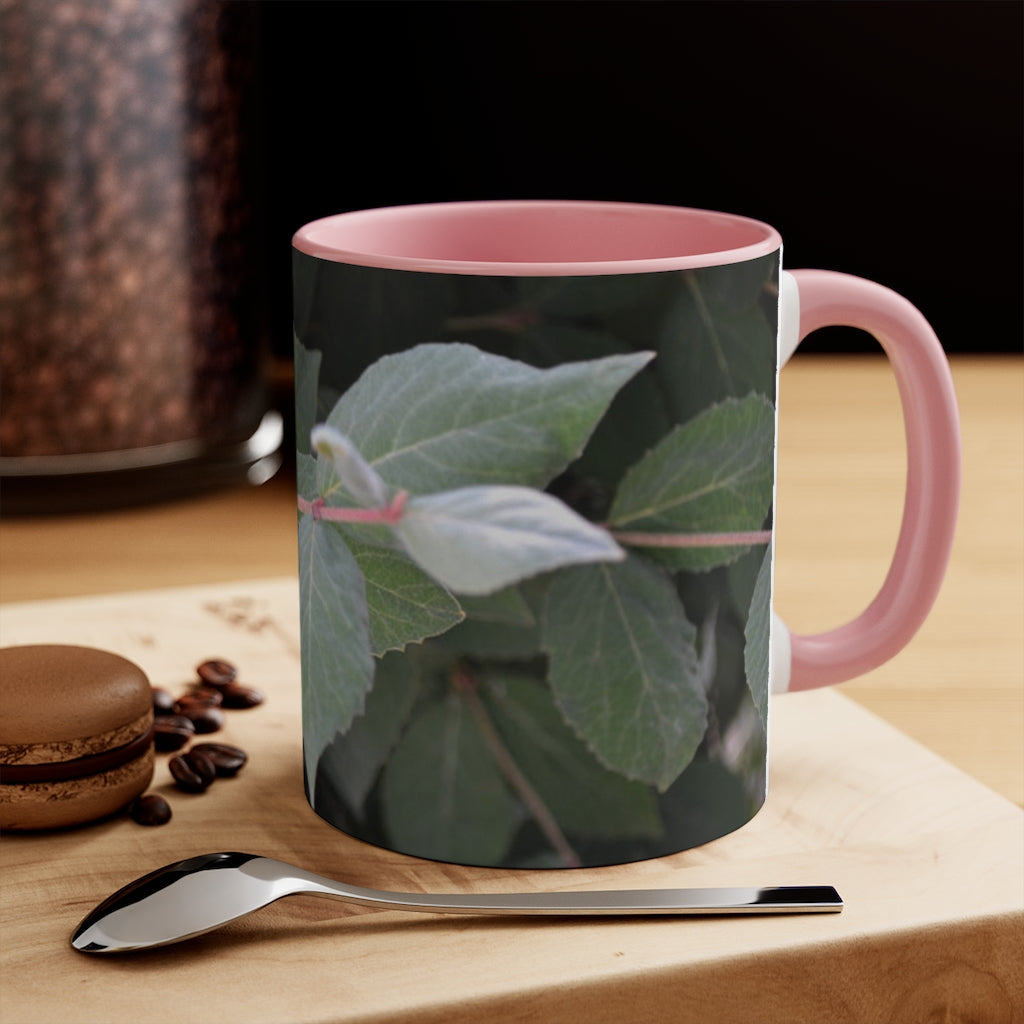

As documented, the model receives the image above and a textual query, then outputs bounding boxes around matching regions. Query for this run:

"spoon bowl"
[71,851,842,954]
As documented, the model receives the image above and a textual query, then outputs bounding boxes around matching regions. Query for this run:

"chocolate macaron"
[0,644,155,830]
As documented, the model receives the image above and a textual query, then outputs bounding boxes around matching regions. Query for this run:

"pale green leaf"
[380,692,522,865]
[542,556,707,790]
[395,485,623,596]
[326,342,654,493]
[298,514,375,797]
[744,545,772,731]
[608,395,774,571]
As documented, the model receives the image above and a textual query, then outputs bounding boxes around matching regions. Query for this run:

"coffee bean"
[152,687,176,715]
[191,742,247,777]
[185,748,217,787]
[176,687,223,711]
[196,659,237,689]
[169,750,215,793]
[130,793,172,826]
[177,705,225,734]
[220,683,264,709]
[168,753,203,792]
[154,714,196,752]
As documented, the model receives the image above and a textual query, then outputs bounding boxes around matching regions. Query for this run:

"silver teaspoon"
[71,851,842,953]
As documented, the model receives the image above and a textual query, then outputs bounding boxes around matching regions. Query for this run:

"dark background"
[251,0,1021,356]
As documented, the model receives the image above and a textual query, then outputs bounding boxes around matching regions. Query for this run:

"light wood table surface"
[1,354,1022,1022]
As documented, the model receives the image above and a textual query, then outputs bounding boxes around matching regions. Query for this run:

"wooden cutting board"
[1,578,1021,1024]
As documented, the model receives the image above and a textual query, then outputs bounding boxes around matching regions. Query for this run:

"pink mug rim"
[292,200,782,277]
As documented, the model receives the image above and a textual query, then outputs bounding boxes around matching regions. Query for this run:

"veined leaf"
[542,556,707,790]
[298,514,375,797]
[326,342,654,493]
[608,394,774,571]
[395,485,624,596]
[345,537,465,655]
[380,691,522,865]
[744,545,772,731]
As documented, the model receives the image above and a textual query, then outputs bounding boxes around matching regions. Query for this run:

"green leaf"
[326,342,654,493]
[317,651,420,813]
[744,545,772,731]
[298,514,375,797]
[481,674,662,840]
[345,537,465,655]
[395,485,624,596]
[608,395,775,571]
[542,556,707,790]
[380,691,522,865]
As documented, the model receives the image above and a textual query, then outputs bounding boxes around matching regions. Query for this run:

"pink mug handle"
[782,270,961,691]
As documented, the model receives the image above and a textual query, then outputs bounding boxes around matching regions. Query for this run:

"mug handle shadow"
[774,269,962,691]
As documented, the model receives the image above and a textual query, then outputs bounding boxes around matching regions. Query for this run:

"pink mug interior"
[292,200,782,276]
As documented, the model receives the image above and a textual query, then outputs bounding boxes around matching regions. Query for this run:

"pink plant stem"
[297,493,770,550]
[297,492,408,524]
[610,529,773,549]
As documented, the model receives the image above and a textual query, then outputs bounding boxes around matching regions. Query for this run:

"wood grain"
[0,578,1021,1024]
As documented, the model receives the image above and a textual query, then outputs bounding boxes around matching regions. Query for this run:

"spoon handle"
[307,878,844,916]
